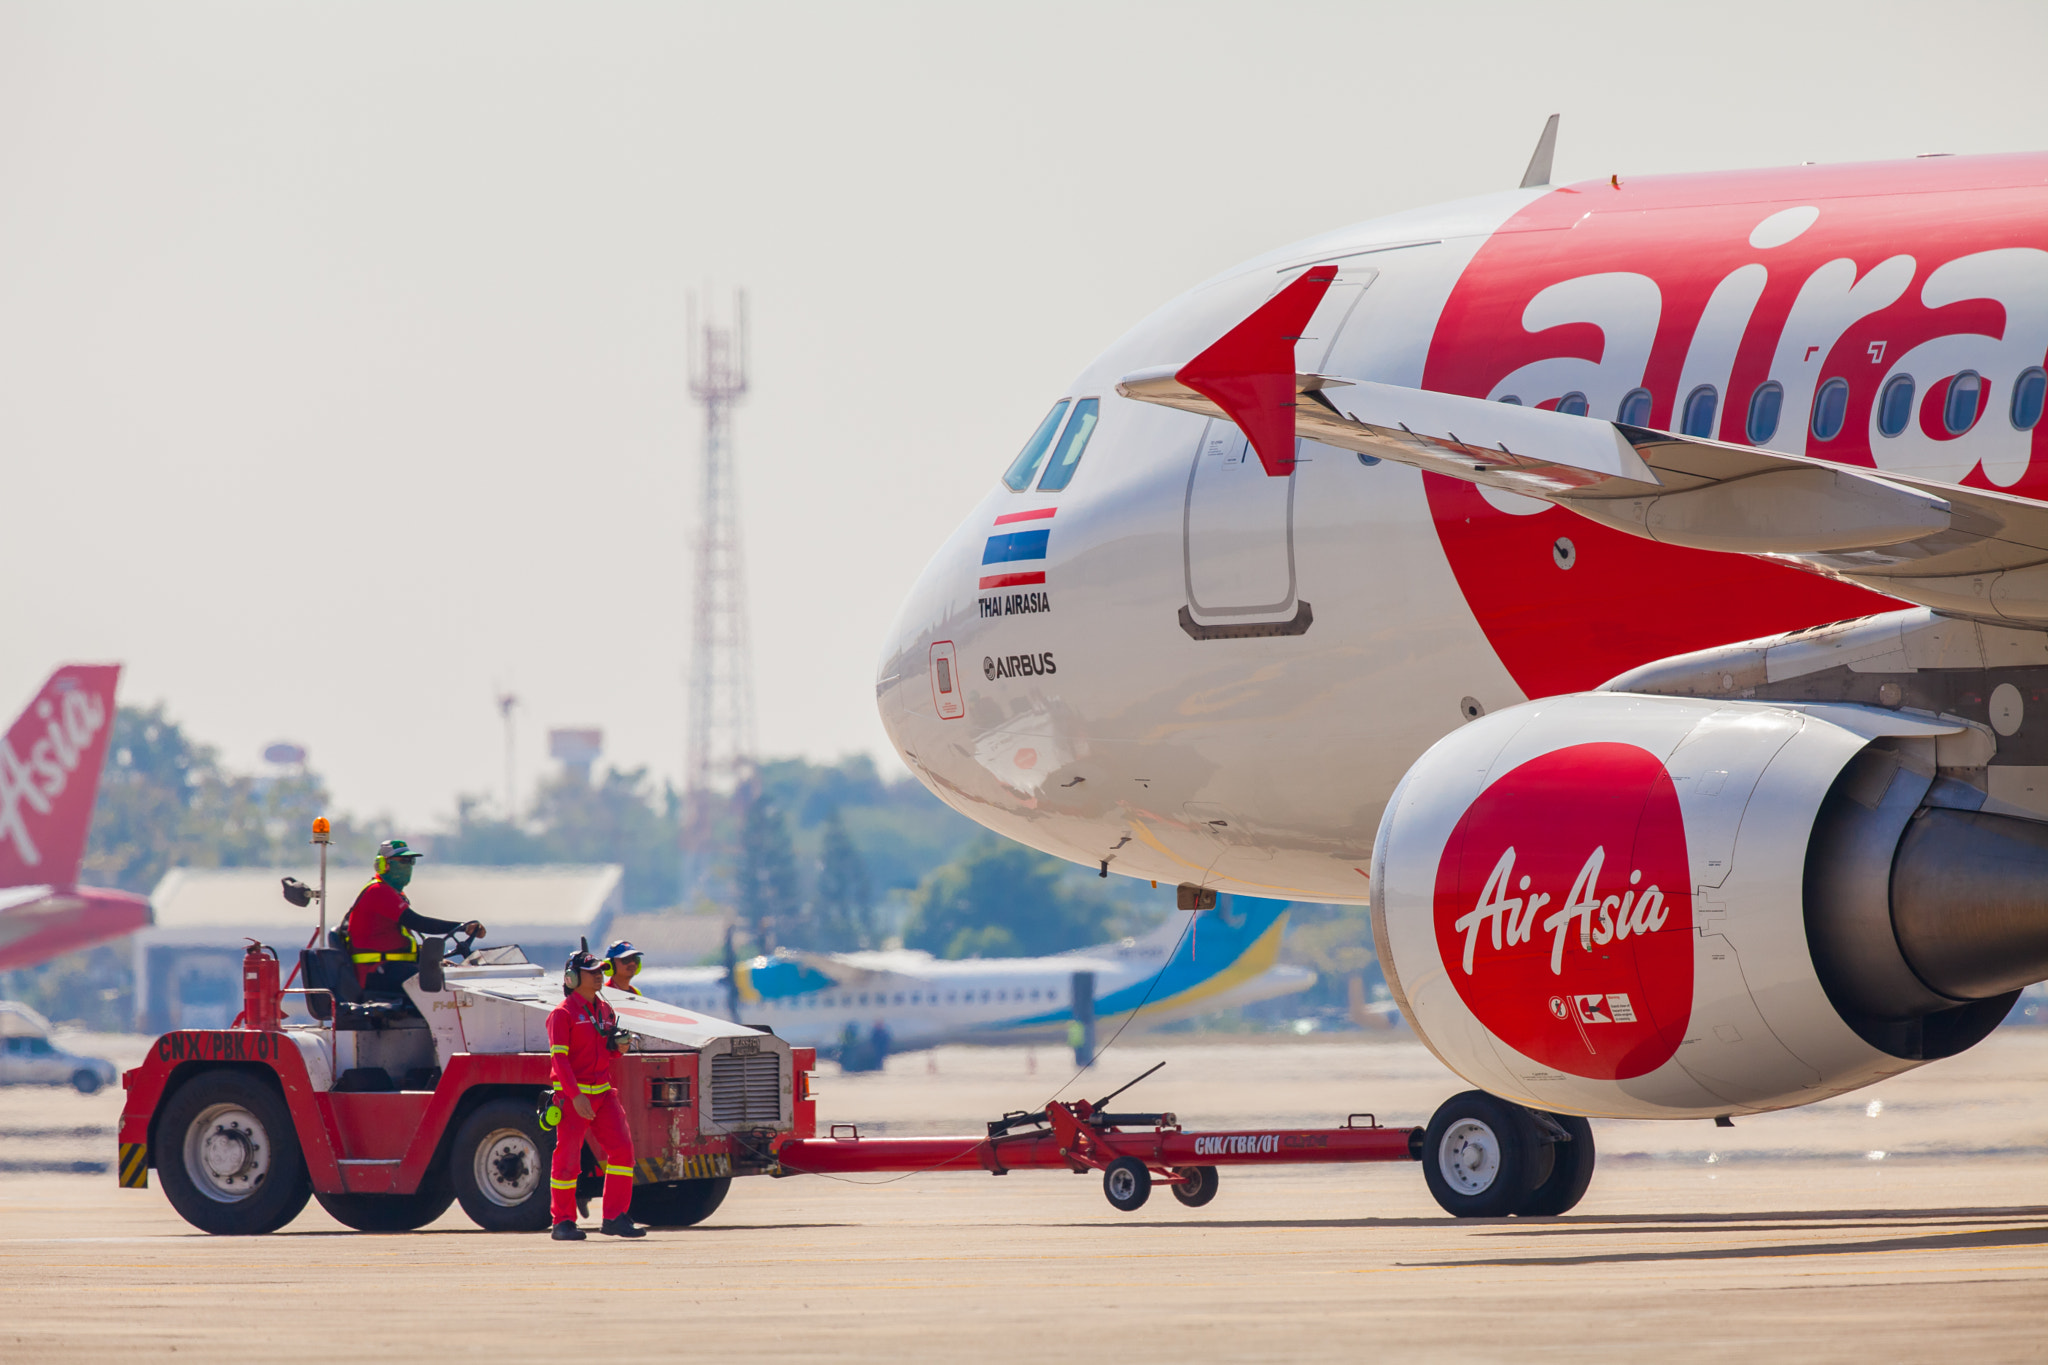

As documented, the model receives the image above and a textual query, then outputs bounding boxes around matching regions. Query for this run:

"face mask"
[384,860,414,890]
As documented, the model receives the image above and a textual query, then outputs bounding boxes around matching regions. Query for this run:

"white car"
[0,1004,117,1094]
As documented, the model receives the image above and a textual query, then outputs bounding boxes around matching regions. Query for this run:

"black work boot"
[551,1220,586,1241]
[599,1217,646,1239]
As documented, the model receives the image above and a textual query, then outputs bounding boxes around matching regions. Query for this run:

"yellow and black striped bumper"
[638,1151,731,1184]
[118,1142,149,1189]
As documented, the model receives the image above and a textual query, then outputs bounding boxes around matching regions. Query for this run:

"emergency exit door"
[1179,264,1375,640]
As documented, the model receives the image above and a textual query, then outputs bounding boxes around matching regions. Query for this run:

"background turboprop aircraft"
[635,898,1313,1064]
[875,128,2048,1214]
[0,665,152,973]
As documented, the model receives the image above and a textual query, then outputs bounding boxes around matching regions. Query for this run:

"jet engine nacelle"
[1370,693,2047,1120]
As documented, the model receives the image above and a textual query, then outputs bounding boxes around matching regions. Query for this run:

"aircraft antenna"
[1519,113,1560,189]
[682,289,758,905]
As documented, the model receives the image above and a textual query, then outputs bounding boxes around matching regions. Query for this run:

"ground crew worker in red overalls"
[602,940,645,995]
[548,949,644,1240]
[341,840,486,991]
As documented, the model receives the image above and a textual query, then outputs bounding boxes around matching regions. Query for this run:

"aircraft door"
[1179,265,1374,640]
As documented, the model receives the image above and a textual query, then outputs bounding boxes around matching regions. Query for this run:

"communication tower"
[681,291,757,899]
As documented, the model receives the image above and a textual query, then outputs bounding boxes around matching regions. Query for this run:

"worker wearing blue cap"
[602,940,645,995]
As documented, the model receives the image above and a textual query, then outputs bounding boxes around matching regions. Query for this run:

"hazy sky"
[4,1,2046,827]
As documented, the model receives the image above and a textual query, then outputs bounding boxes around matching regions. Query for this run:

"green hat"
[378,839,423,862]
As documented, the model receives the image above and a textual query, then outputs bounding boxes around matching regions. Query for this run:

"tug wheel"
[315,1164,455,1232]
[1169,1165,1219,1208]
[1102,1156,1152,1212]
[1421,1090,1545,1219]
[157,1070,312,1235]
[631,1177,731,1227]
[451,1098,553,1232]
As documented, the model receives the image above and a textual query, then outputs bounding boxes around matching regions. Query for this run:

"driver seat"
[298,948,412,1030]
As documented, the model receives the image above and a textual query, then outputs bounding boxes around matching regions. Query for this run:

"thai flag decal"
[980,507,1054,590]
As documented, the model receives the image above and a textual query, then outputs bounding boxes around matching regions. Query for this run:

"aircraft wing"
[0,886,153,972]
[1117,266,2048,627]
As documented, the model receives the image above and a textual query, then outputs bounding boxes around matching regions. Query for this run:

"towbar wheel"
[1102,1156,1151,1211]
[1168,1164,1219,1207]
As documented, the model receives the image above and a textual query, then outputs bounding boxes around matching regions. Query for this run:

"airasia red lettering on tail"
[0,665,117,883]
[877,134,2048,1211]
[0,665,151,972]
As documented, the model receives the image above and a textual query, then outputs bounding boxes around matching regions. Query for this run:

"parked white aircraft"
[634,899,1312,1064]
[878,129,2048,1214]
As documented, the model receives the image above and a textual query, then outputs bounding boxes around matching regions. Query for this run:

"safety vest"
[346,879,419,966]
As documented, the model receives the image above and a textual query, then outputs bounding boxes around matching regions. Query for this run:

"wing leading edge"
[1119,305,2048,625]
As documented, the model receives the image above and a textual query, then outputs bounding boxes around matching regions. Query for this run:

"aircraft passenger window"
[1681,386,1719,439]
[946,992,958,1003]
[1616,388,1652,426]
[1810,378,1849,442]
[1747,382,1784,444]
[1003,400,1070,491]
[980,990,991,1003]
[1945,371,1984,434]
[1555,392,1589,417]
[1879,375,1916,437]
[2014,368,2047,431]
[1035,398,1100,492]
[858,993,870,1006]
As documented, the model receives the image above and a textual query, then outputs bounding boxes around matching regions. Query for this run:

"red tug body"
[118,939,814,1233]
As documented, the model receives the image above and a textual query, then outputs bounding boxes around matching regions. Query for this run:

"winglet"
[0,665,121,889]
[1174,265,1338,477]
[1519,113,1559,189]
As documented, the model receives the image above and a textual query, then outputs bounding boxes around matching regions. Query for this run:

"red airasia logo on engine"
[1433,742,1693,1081]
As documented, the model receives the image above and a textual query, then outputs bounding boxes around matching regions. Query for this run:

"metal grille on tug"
[709,1053,780,1125]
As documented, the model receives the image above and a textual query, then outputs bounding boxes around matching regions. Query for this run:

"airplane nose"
[875,513,983,774]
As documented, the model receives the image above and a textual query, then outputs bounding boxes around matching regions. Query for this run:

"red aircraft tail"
[0,664,122,889]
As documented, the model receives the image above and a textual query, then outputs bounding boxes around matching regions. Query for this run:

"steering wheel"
[443,929,478,962]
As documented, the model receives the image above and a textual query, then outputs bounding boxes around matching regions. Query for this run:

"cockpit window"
[1035,398,1100,491]
[1002,400,1070,491]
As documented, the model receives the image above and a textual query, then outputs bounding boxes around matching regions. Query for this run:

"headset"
[563,937,601,997]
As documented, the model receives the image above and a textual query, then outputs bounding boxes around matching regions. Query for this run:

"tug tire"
[315,1164,456,1232]
[631,1177,731,1227]
[450,1098,554,1232]
[157,1069,313,1235]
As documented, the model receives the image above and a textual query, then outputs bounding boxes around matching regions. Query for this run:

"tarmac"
[2,1027,2044,1362]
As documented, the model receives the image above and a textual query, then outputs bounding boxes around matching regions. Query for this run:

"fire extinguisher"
[237,939,282,1028]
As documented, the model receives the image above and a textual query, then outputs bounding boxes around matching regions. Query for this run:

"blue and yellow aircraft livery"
[635,899,1313,1058]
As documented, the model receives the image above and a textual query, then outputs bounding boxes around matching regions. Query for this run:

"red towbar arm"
[774,1109,1421,1178]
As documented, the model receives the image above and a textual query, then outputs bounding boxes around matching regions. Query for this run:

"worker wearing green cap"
[342,839,486,990]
